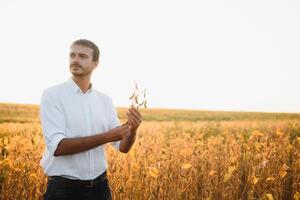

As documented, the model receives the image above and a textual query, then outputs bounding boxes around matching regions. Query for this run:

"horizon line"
[0,101,299,115]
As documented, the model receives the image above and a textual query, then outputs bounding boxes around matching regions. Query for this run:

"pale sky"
[0,0,299,113]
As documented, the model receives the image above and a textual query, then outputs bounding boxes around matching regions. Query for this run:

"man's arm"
[118,106,142,153]
[119,128,137,153]
[54,124,130,156]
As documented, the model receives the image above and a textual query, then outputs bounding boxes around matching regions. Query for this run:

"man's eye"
[79,54,87,58]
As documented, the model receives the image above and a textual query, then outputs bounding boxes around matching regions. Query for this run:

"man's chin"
[70,71,83,77]
[70,69,91,77]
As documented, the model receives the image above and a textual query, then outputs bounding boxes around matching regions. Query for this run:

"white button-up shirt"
[39,78,121,180]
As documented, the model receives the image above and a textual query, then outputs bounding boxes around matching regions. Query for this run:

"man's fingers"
[127,110,142,122]
[129,107,142,118]
[127,112,140,125]
[126,116,137,129]
[128,117,136,127]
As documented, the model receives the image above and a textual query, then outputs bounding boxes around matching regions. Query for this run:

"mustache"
[70,64,82,68]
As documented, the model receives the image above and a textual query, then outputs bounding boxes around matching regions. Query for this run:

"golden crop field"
[0,103,300,200]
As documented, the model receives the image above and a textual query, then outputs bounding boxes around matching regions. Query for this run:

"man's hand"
[126,106,143,130]
[109,123,130,142]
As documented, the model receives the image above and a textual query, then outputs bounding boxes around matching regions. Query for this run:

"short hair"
[71,39,100,62]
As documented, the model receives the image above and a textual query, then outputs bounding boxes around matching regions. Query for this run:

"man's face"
[69,44,98,77]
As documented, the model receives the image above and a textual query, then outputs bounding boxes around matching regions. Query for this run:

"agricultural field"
[0,103,299,200]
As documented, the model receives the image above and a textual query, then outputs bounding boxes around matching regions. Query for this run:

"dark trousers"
[43,172,112,200]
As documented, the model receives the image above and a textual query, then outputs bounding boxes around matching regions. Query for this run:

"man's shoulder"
[42,81,66,98]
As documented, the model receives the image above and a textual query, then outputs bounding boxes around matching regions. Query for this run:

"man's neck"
[71,76,92,93]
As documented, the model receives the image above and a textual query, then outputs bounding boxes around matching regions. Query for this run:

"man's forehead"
[70,44,93,54]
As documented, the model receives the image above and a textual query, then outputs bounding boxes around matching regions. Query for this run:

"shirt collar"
[67,78,93,94]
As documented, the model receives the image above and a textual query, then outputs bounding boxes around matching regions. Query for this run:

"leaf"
[281,163,289,171]
[252,176,259,185]
[29,174,38,182]
[3,137,9,145]
[252,130,264,137]
[181,163,192,170]
[229,157,235,163]
[275,130,284,136]
[1,158,12,167]
[279,170,287,178]
[223,166,236,182]
[223,173,231,182]
[259,160,269,168]
[266,193,274,200]
[255,142,261,151]
[266,176,275,181]
[149,167,159,178]
[208,170,215,176]
[294,191,300,200]
[1,148,8,159]
[228,165,236,174]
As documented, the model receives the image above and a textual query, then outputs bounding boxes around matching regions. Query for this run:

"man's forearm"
[119,129,137,153]
[54,131,114,156]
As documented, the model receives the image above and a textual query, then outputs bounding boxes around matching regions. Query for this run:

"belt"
[48,171,107,188]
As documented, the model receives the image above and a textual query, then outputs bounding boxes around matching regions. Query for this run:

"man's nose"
[71,55,80,62]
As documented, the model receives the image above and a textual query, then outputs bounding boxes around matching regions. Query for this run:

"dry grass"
[0,103,299,200]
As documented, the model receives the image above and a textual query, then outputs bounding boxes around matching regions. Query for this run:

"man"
[40,39,142,200]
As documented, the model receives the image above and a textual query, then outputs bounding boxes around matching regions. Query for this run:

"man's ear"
[93,61,99,69]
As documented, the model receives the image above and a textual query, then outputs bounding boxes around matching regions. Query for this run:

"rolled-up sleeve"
[40,88,66,156]
[107,98,121,151]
